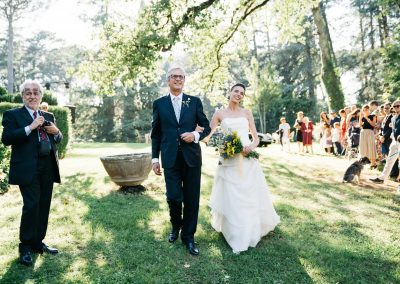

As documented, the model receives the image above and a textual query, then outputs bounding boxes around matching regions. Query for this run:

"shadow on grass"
[263,159,400,216]
[277,204,399,283]
[0,244,74,284]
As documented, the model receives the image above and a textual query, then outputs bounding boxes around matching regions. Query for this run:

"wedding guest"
[294,111,304,153]
[359,104,377,169]
[301,117,313,154]
[1,79,63,266]
[40,102,49,112]
[332,122,343,156]
[278,117,291,152]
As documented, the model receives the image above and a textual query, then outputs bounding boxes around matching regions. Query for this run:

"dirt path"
[259,143,399,192]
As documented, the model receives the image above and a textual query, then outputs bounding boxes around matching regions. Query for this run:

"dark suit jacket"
[1,106,62,185]
[151,94,211,168]
[380,114,393,144]
[394,115,400,141]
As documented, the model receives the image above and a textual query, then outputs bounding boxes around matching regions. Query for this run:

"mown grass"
[0,143,399,283]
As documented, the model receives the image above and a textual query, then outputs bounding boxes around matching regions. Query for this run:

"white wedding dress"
[209,117,280,253]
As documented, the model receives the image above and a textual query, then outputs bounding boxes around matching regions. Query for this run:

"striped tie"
[33,111,49,141]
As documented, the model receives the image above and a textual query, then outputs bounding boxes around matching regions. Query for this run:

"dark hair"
[369,100,379,107]
[230,83,246,92]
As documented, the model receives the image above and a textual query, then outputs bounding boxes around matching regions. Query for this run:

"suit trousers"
[19,154,55,252]
[378,141,399,180]
[164,148,201,243]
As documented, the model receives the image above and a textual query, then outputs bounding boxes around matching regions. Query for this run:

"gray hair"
[166,67,186,80]
[20,79,43,96]
[392,99,400,107]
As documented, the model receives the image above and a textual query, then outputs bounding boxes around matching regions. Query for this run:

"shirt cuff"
[54,131,61,140]
[192,131,200,143]
[152,158,159,164]
[25,126,32,136]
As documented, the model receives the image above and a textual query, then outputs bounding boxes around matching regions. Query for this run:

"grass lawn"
[0,142,399,283]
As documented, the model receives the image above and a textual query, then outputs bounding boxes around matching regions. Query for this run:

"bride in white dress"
[204,83,280,254]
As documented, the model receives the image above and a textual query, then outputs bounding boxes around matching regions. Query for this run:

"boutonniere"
[182,98,191,108]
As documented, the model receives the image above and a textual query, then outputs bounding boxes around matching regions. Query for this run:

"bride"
[204,83,280,254]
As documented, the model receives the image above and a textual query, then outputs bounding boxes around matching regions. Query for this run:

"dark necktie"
[33,111,49,141]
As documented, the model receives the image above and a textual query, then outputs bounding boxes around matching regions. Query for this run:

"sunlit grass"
[0,143,399,283]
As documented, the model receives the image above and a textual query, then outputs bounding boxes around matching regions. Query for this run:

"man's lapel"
[20,106,34,124]
[179,93,188,123]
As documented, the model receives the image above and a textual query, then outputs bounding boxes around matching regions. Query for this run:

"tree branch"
[209,0,271,83]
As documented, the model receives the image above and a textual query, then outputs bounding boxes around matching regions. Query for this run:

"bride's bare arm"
[244,110,260,154]
[203,110,221,143]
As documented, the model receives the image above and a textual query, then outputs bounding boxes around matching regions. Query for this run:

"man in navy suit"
[151,67,210,255]
[1,79,62,266]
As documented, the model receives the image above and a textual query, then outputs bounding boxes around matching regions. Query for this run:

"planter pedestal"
[100,153,152,186]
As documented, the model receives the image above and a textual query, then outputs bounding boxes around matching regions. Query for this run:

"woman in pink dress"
[301,116,314,154]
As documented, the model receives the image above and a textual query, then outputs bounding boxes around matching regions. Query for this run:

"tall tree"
[312,1,345,111]
[0,0,44,93]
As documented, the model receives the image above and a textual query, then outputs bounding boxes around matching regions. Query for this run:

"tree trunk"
[7,13,14,94]
[304,24,317,109]
[312,2,344,111]
[358,2,368,90]
[381,13,389,41]
[369,8,375,49]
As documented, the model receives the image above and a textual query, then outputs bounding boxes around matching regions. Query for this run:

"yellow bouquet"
[215,130,259,159]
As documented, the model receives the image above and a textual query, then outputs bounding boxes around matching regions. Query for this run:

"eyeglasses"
[169,74,185,80]
[394,105,400,108]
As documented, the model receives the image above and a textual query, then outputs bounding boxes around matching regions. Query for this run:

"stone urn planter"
[100,153,152,187]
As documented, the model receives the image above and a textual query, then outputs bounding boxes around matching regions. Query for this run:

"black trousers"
[18,155,55,252]
[163,149,201,243]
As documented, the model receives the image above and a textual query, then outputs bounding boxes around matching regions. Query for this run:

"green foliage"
[380,25,400,101]
[48,105,71,158]
[0,103,71,159]
[0,86,6,96]
[42,91,58,105]
[0,117,10,194]
[0,92,57,105]
[0,95,15,103]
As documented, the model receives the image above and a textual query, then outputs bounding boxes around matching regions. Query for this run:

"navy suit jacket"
[1,106,62,185]
[394,115,400,141]
[151,94,211,168]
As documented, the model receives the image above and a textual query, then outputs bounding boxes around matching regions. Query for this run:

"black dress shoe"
[168,229,180,243]
[186,242,199,256]
[370,177,384,184]
[19,251,33,266]
[34,244,59,255]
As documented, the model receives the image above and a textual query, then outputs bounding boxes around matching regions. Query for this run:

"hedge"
[0,92,58,105]
[0,117,10,194]
[0,102,71,159]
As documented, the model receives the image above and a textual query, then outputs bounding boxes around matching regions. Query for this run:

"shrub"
[0,94,15,103]
[0,117,10,194]
[0,92,57,105]
[48,105,71,158]
[0,86,6,96]
[0,102,71,159]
